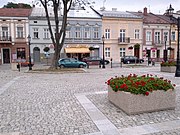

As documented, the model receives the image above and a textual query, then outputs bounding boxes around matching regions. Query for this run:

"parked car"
[58,58,87,68]
[82,56,110,65]
[121,56,144,64]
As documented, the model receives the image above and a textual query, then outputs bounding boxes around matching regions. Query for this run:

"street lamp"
[27,35,32,70]
[102,35,105,68]
[164,35,167,62]
[175,17,180,77]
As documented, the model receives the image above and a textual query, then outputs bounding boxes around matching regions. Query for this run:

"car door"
[70,58,79,67]
[129,56,134,63]
[63,59,71,67]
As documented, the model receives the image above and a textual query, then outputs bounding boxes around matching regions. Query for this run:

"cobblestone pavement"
[0,64,180,135]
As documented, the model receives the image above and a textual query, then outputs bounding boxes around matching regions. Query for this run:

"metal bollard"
[120,62,122,68]
[17,63,20,72]
[110,58,112,68]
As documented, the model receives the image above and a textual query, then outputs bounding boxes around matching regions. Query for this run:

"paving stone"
[0,64,180,134]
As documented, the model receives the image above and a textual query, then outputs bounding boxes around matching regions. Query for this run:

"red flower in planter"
[145,92,149,96]
[107,74,175,96]
[120,84,128,89]
[135,81,141,85]
[141,81,146,86]
[149,89,153,92]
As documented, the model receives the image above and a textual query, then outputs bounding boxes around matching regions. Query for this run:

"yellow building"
[100,9,143,62]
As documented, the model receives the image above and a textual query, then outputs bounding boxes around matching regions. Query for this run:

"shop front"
[65,46,90,61]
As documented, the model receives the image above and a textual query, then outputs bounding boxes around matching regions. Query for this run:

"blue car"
[58,58,87,68]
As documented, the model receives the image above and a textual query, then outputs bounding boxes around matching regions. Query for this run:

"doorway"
[33,47,40,63]
[3,48,10,64]
[134,44,140,58]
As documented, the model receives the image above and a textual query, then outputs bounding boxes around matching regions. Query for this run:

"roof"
[0,8,32,17]
[99,10,142,19]
[30,6,101,19]
[156,14,177,24]
[68,6,101,18]
[30,8,57,17]
[130,11,171,24]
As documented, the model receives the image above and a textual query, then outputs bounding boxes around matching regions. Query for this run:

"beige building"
[0,8,31,65]
[131,7,177,62]
[100,9,143,62]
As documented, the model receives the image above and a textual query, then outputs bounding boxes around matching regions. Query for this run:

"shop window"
[17,48,26,59]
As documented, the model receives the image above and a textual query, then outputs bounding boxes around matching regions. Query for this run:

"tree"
[3,2,31,8]
[35,0,94,68]
[33,0,71,68]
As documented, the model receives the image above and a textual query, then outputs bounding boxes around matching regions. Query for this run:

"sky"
[0,0,180,14]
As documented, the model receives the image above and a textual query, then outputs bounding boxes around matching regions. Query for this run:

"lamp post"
[27,35,32,70]
[102,35,105,68]
[164,35,167,62]
[175,17,180,77]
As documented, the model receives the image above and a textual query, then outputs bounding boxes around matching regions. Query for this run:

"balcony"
[0,36,12,43]
[118,37,130,44]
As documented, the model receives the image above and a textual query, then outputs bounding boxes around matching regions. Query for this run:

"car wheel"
[127,61,130,64]
[60,65,65,68]
[79,64,84,68]
[140,60,143,63]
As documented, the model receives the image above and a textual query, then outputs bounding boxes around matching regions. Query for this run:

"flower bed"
[161,66,176,73]
[160,61,176,73]
[161,61,176,67]
[106,74,176,115]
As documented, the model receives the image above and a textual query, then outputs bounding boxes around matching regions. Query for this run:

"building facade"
[131,7,177,62]
[64,5,102,61]
[100,9,143,62]
[29,4,102,63]
[29,7,62,63]
[0,8,31,65]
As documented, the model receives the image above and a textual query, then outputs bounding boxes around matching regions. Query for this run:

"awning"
[65,47,90,53]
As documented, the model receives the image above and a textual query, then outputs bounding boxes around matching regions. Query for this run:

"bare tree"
[35,0,71,68]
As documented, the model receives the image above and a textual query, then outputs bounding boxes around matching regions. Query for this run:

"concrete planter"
[108,86,176,115]
[161,66,176,73]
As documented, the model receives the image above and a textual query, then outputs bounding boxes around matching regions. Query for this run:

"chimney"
[112,8,117,11]
[144,7,147,15]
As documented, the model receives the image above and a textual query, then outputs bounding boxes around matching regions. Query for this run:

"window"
[43,28,49,39]
[171,31,175,41]
[135,29,140,39]
[17,48,26,59]
[84,27,90,38]
[105,47,110,57]
[105,29,110,39]
[120,48,125,57]
[75,27,81,38]
[2,27,8,38]
[120,29,125,42]
[93,27,99,38]
[155,32,160,43]
[33,28,39,38]
[66,27,71,38]
[164,32,168,41]
[17,27,23,38]
[146,31,151,41]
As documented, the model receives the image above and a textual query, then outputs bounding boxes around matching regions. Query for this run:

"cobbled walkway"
[0,64,180,135]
